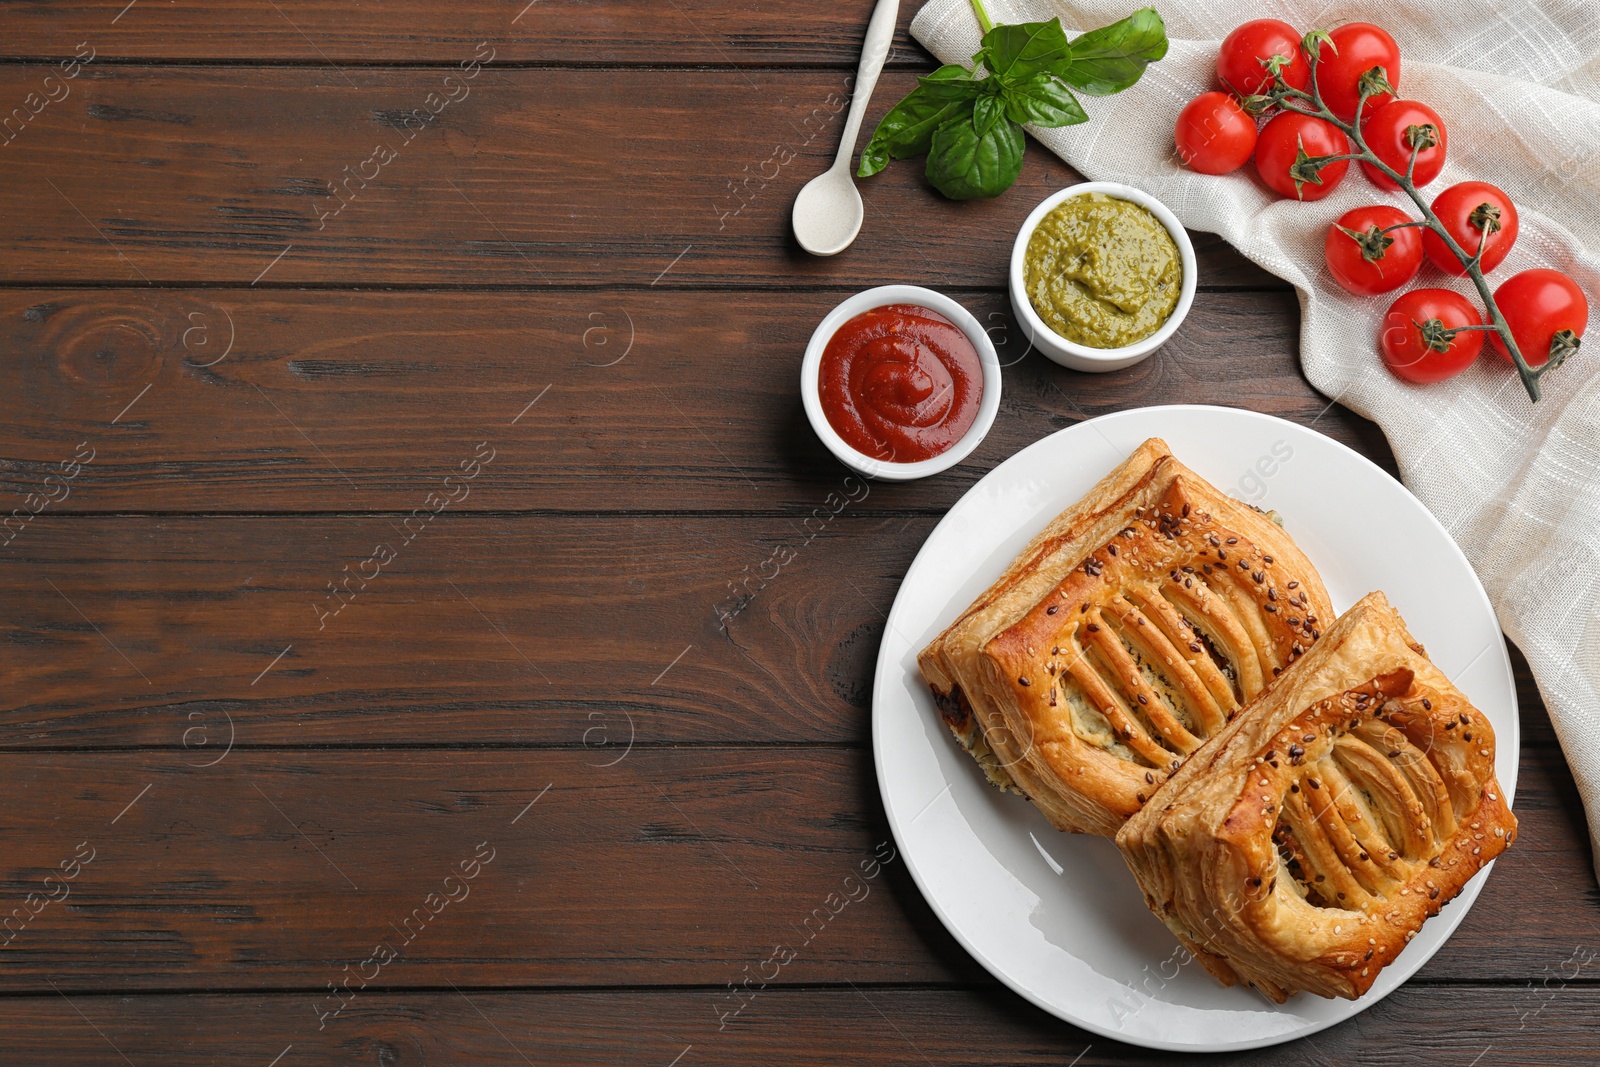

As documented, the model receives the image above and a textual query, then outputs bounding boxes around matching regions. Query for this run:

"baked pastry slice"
[918,438,1334,836]
[1116,591,1517,1002]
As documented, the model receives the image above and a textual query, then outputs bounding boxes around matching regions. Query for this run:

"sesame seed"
[1019,677,1030,687]
[1047,605,1058,615]
[1087,623,1100,633]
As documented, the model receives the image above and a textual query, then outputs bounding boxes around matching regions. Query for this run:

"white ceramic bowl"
[801,285,1001,482]
[1009,182,1197,373]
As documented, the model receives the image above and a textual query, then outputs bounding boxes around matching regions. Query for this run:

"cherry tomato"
[1360,99,1447,191]
[1307,22,1400,123]
[1325,206,1423,296]
[1488,269,1588,368]
[1217,19,1310,97]
[1423,181,1519,275]
[1254,112,1350,200]
[1379,288,1485,383]
[1175,92,1258,175]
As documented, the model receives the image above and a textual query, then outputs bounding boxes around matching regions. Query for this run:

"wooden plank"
[0,748,963,990]
[0,978,1595,1065]
[0,0,935,67]
[0,67,1280,288]
[0,743,1585,990]
[0,288,1376,514]
[0,514,916,745]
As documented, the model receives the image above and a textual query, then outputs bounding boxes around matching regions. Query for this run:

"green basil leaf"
[915,63,984,101]
[857,85,977,177]
[925,113,1025,200]
[858,140,891,177]
[982,18,1071,82]
[1001,72,1088,127]
[972,93,1005,137]
[1057,7,1168,96]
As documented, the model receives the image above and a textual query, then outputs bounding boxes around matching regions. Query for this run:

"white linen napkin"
[911,0,1600,880]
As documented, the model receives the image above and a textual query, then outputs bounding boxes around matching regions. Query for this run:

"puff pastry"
[918,438,1334,836]
[1116,591,1517,1002]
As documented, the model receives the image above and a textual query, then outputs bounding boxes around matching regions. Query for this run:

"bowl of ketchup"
[801,286,1001,481]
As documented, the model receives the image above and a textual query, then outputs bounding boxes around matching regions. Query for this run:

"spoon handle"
[832,0,901,174]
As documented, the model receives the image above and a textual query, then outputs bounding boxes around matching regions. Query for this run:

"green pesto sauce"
[1024,192,1181,349]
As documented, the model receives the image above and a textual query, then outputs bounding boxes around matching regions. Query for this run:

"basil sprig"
[858,9,1167,200]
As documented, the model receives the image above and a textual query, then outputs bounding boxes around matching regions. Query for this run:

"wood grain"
[6,0,936,67]
[0,514,913,745]
[0,67,1281,288]
[0,288,1376,514]
[0,985,1591,1066]
[0,746,1587,991]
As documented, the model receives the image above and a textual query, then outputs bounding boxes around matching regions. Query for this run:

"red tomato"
[1307,22,1400,123]
[1360,100,1447,191]
[1175,92,1258,175]
[1254,112,1350,200]
[1379,288,1485,383]
[1423,182,1519,275]
[1217,19,1310,97]
[1489,269,1588,368]
[1325,206,1423,295]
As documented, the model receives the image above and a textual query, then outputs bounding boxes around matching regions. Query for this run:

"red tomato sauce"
[817,304,983,464]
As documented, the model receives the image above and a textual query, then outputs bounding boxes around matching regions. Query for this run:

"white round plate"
[872,404,1518,1053]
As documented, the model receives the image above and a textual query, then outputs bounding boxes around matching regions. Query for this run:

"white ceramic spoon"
[791,0,901,257]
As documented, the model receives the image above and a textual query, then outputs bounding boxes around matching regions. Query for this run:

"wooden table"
[1,3,1593,1063]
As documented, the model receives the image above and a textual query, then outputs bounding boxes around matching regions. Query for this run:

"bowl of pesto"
[1010,182,1196,372]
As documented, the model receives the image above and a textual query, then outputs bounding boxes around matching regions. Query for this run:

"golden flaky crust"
[917,438,1334,836]
[1115,592,1518,1002]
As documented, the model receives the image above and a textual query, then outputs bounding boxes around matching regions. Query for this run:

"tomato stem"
[1268,43,1555,401]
